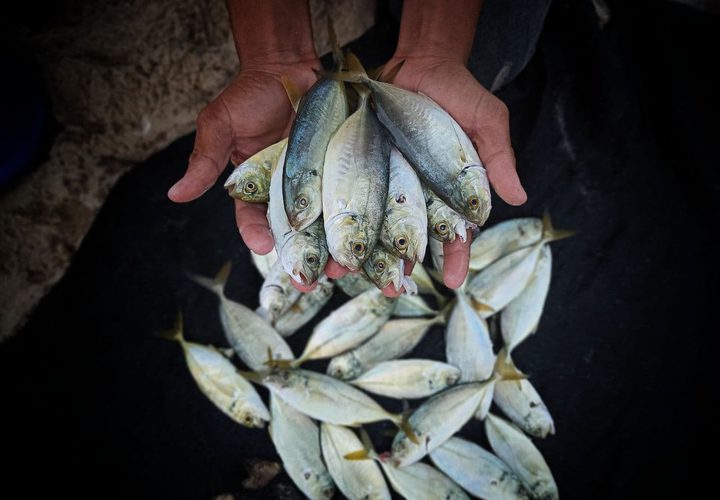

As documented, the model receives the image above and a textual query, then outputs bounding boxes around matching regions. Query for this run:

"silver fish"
[224,138,287,203]
[188,263,294,372]
[411,262,447,306]
[467,214,572,317]
[446,291,496,382]
[469,217,543,272]
[391,381,496,467]
[393,294,437,318]
[494,377,555,438]
[274,276,334,337]
[283,78,348,230]
[380,147,428,262]
[295,288,396,364]
[320,424,391,500]
[260,368,404,428]
[349,359,460,399]
[344,55,491,225]
[335,272,374,297]
[162,314,269,428]
[327,317,441,380]
[430,437,529,500]
[250,248,277,279]
[323,87,390,271]
[485,413,558,500]
[501,244,552,353]
[381,461,469,500]
[269,395,335,499]
[363,244,417,293]
[424,185,469,243]
[259,260,302,323]
[269,148,329,285]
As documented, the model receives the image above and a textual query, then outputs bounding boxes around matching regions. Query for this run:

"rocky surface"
[0,0,375,341]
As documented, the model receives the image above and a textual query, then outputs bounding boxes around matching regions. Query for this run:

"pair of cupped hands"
[168,53,526,297]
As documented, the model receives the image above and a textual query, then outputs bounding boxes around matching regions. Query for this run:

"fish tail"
[470,296,496,316]
[378,59,405,84]
[323,51,368,84]
[401,276,418,295]
[187,261,232,296]
[393,405,419,445]
[493,348,528,382]
[157,310,185,344]
[236,368,263,385]
[438,297,457,323]
[281,75,302,113]
[541,210,575,243]
[343,428,377,461]
[351,83,371,107]
[326,14,345,70]
[262,347,296,370]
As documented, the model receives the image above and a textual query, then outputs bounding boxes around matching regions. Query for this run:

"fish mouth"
[291,265,312,286]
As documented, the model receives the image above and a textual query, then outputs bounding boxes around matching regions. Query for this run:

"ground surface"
[1,2,717,499]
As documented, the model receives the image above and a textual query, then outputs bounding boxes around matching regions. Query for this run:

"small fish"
[283,78,348,230]
[393,294,438,318]
[485,413,558,500]
[349,359,460,399]
[379,147,428,262]
[274,276,334,337]
[260,369,411,434]
[259,261,302,323]
[269,148,330,285]
[428,237,445,274]
[446,291,496,382]
[466,213,572,318]
[345,431,468,500]
[469,217,543,272]
[269,395,335,500]
[295,288,396,364]
[429,437,529,500]
[494,377,555,438]
[323,85,390,271]
[320,424,391,500]
[411,262,447,306]
[327,317,441,380]
[188,263,294,372]
[342,54,492,226]
[250,248,278,279]
[335,272,375,297]
[424,185,469,243]
[363,244,417,293]
[161,313,269,428]
[224,138,287,203]
[391,380,496,467]
[501,244,552,354]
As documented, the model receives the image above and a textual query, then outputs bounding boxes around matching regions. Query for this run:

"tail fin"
[351,83,371,107]
[493,349,527,382]
[187,261,232,297]
[394,402,419,444]
[158,310,185,344]
[541,210,575,243]
[378,59,405,83]
[326,15,345,70]
[263,347,295,370]
[343,428,377,461]
[281,76,302,113]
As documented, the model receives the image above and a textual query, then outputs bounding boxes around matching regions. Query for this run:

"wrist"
[227,0,318,68]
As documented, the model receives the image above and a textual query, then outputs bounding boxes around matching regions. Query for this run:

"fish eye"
[244,181,257,193]
[306,254,317,265]
[435,222,449,236]
[395,236,408,250]
[469,195,479,208]
[352,242,365,255]
[296,196,308,209]
[375,260,386,272]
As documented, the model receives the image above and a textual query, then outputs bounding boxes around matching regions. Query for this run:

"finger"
[443,230,473,289]
[471,101,527,206]
[291,279,317,293]
[325,259,349,279]
[382,283,404,298]
[168,103,233,203]
[234,200,274,254]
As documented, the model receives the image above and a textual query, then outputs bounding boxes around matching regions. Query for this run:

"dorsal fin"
[281,75,302,112]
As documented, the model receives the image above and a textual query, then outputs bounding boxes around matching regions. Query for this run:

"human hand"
[167,60,320,256]
[381,54,526,289]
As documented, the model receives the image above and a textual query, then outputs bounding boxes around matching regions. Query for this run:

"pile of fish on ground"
[164,214,573,499]
[223,50,491,296]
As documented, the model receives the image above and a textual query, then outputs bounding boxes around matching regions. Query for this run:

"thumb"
[168,103,233,202]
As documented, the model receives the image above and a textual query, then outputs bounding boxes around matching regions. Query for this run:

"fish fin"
[288,302,304,313]
[351,83,371,106]
[359,428,375,453]
[542,210,575,243]
[401,276,418,295]
[236,368,262,384]
[281,75,302,113]
[396,403,419,444]
[367,63,385,80]
[470,297,496,315]
[220,347,235,359]
[343,449,370,461]
[157,310,185,343]
[438,297,457,323]
[493,349,528,381]
[263,347,295,370]
[345,52,368,78]
[379,59,405,83]
[187,261,231,296]
[326,15,345,70]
